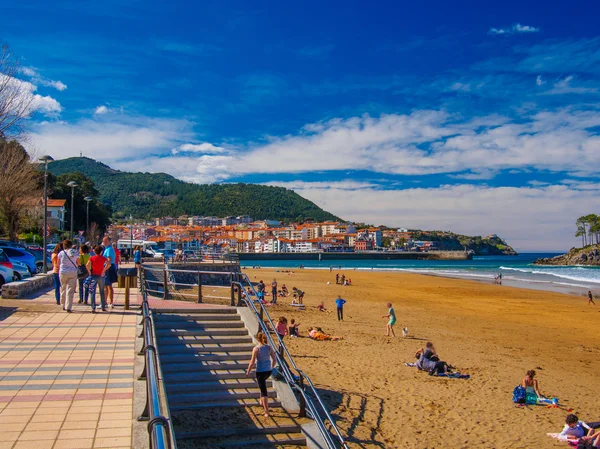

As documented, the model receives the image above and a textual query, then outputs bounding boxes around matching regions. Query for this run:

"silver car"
[12,260,31,281]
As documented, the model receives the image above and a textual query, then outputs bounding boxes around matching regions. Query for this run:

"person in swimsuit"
[382,302,396,337]
[246,332,277,417]
[522,369,545,402]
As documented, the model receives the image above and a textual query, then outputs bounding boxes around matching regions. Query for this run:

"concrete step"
[155,314,241,322]
[160,353,251,363]
[161,360,250,373]
[166,379,272,393]
[155,328,249,337]
[168,389,277,405]
[157,336,253,345]
[159,344,253,353]
[156,309,237,315]
[154,320,245,329]
[163,370,248,382]
[169,398,281,412]
[175,424,301,440]
[185,433,307,447]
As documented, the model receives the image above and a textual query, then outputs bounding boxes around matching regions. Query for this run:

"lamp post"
[129,214,133,262]
[84,196,93,242]
[67,181,78,240]
[39,155,54,273]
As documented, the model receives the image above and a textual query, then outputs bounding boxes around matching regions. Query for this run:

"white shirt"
[559,422,590,440]
[58,249,79,274]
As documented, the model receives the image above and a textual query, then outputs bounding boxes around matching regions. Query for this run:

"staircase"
[154,308,308,448]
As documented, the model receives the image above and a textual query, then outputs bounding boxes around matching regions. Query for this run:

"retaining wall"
[1,273,53,299]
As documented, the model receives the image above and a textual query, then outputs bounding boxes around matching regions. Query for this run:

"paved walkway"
[0,285,140,449]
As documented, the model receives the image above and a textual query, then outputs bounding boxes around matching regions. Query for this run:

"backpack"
[512,385,526,404]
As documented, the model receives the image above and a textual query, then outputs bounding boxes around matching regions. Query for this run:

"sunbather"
[307,327,342,341]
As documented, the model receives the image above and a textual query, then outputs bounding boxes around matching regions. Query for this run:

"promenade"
[0,284,141,449]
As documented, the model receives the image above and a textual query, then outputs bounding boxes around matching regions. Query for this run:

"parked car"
[0,246,37,274]
[0,249,15,287]
[11,260,31,281]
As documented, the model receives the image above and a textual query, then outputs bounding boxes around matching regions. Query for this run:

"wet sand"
[244,268,600,449]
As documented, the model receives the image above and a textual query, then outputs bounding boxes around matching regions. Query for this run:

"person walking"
[77,244,91,304]
[86,246,109,312]
[335,273,339,284]
[335,295,346,321]
[271,279,278,304]
[112,243,121,270]
[382,302,397,337]
[58,240,79,313]
[588,291,596,306]
[133,245,142,269]
[246,332,277,418]
[51,243,63,305]
[102,236,117,308]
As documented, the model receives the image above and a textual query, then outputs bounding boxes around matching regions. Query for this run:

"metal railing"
[138,293,177,449]
[140,264,348,449]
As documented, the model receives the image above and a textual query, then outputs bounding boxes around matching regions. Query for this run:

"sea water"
[240,253,600,294]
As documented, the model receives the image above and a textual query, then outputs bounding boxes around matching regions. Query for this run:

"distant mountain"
[48,157,341,222]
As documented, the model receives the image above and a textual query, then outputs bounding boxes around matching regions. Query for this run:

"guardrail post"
[230,283,235,307]
[163,268,168,300]
[237,283,243,307]
[298,374,307,418]
[197,272,203,303]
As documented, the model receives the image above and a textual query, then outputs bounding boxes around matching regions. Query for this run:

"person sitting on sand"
[558,414,597,441]
[580,427,600,447]
[281,284,289,296]
[416,342,450,376]
[289,319,300,337]
[316,301,331,313]
[522,369,545,402]
[382,302,396,337]
[307,327,343,341]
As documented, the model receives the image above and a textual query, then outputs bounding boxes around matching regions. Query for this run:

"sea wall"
[1,273,53,299]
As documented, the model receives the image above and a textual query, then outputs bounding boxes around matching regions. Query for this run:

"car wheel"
[0,275,5,289]
[35,263,43,274]
[13,272,21,281]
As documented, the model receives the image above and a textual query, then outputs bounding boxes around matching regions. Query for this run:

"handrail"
[238,273,349,449]
[140,265,348,449]
[138,291,177,449]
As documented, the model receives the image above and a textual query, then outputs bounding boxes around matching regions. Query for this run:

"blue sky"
[3,0,600,250]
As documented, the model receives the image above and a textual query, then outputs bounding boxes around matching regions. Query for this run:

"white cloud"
[279,182,600,251]
[93,105,110,115]
[20,66,67,91]
[28,115,192,161]
[172,142,228,155]
[489,23,540,35]
[0,74,62,118]
[536,75,545,86]
[554,75,574,88]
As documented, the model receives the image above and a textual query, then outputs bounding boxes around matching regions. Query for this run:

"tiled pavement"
[0,286,140,449]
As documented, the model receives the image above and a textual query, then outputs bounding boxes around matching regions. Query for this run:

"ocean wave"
[499,266,600,284]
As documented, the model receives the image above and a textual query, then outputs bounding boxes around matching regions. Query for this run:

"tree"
[0,43,37,138]
[576,223,586,248]
[48,171,111,238]
[576,216,588,247]
[0,138,42,241]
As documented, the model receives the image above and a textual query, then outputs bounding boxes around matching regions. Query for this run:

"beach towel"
[436,373,470,379]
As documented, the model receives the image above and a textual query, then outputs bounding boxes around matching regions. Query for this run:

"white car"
[11,260,31,281]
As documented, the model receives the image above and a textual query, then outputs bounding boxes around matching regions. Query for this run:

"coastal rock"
[533,244,600,266]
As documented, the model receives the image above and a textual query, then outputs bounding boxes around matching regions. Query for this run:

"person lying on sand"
[316,301,331,313]
[415,342,451,376]
[580,427,600,447]
[558,414,599,441]
[307,327,343,341]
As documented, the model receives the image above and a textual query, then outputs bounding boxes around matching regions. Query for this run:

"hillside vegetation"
[48,157,341,222]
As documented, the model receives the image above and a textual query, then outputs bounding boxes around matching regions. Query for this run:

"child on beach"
[289,319,300,337]
[335,296,346,321]
[316,301,330,313]
[275,317,288,340]
[382,302,396,337]
[292,287,305,305]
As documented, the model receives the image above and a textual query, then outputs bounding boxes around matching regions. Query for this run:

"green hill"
[47,157,341,222]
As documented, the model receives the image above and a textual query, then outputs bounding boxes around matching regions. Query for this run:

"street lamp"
[67,181,78,239]
[39,155,54,273]
[84,196,93,242]
[129,214,133,262]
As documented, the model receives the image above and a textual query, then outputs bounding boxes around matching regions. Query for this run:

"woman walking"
[133,245,142,269]
[58,240,78,313]
[51,243,63,305]
[86,246,109,312]
[246,332,277,417]
[77,244,91,304]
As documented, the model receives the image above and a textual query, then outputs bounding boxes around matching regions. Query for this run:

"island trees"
[576,214,600,247]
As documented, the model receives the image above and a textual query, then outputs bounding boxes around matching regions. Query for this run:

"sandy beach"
[243,268,600,449]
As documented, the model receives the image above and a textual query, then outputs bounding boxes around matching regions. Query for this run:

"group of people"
[334,273,352,286]
[50,236,142,313]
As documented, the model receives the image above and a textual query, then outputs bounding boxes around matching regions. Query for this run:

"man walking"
[271,279,278,304]
[588,291,596,306]
[335,295,346,321]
